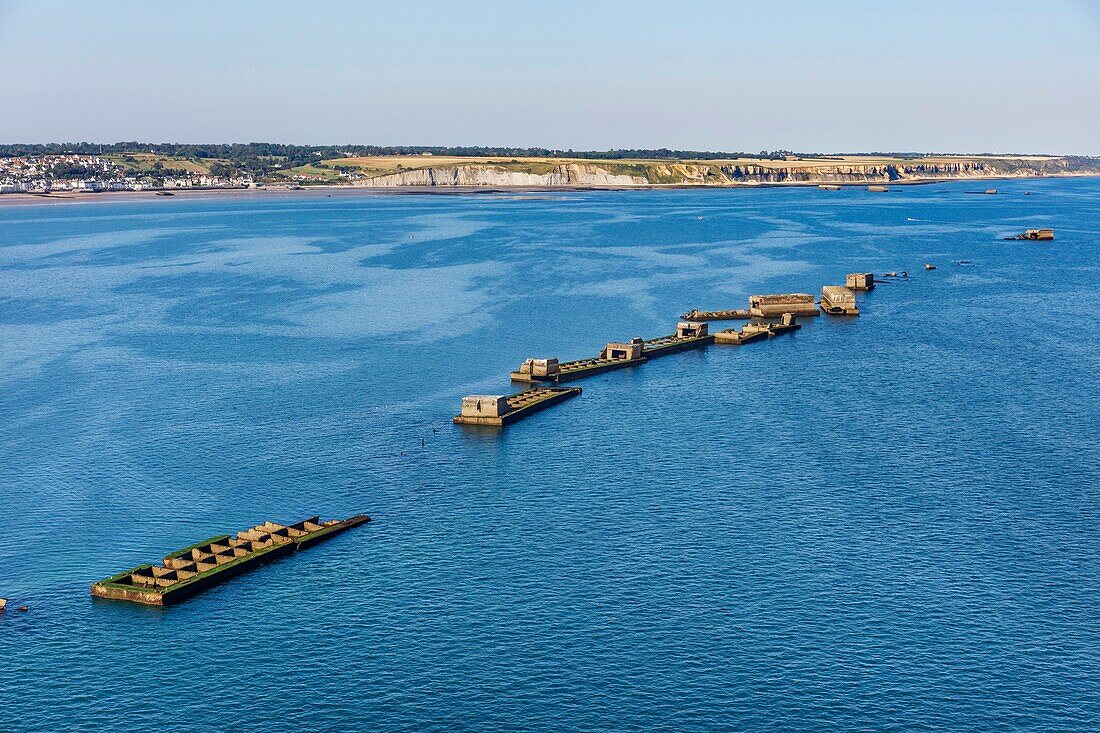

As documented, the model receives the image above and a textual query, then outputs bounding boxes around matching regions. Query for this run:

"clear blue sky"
[2,0,1098,153]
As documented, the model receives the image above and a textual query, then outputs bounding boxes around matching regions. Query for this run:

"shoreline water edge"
[2,172,1098,207]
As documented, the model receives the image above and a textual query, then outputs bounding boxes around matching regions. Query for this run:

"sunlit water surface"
[2,180,1098,732]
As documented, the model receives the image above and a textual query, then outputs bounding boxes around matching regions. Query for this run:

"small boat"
[924,263,936,270]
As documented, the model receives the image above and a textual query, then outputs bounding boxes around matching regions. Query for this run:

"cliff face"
[719,161,995,183]
[716,159,1094,183]
[362,163,646,187]
[355,157,1099,188]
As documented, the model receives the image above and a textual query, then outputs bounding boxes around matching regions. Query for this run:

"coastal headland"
[2,145,1099,203]
[312,153,1100,188]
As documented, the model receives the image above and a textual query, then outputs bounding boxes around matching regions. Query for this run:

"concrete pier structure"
[680,308,751,321]
[512,339,647,383]
[768,312,802,335]
[820,285,860,315]
[91,515,370,606]
[454,387,581,426]
[714,313,801,344]
[643,322,714,357]
[748,293,819,317]
[713,325,769,345]
[846,273,875,291]
[511,358,560,381]
[602,338,644,361]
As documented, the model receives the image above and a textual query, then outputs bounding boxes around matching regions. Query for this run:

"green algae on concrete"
[91,515,370,606]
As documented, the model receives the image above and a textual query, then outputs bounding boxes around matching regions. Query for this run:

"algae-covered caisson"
[91,515,370,606]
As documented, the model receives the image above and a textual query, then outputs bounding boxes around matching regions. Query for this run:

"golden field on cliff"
[293,152,1077,187]
[319,153,1056,173]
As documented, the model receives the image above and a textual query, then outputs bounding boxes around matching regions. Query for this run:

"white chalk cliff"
[362,163,646,187]
[353,157,1099,188]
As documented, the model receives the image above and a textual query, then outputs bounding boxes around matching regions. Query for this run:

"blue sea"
[2,180,1098,732]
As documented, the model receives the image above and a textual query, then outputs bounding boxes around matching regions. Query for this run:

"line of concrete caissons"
[453,272,879,427]
[7,276,883,611]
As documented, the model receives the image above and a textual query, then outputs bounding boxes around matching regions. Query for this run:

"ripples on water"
[1,181,1098,731]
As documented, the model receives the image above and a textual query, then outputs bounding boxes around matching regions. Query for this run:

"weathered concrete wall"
[603,339,644,361]
[361,164,647,187]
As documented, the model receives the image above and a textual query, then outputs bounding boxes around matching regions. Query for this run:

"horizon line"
[0,142,1093,159]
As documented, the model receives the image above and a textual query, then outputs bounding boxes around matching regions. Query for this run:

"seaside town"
[0,153,255,193]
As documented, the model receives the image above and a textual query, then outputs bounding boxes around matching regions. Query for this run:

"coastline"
[1,172,1096,207]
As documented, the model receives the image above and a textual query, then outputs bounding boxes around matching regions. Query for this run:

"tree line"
[0,142,812,162]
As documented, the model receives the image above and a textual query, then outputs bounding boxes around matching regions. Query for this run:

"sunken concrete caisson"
[91,515,370,606]
[642,322,714,357]
[454,387,581,427]
[511,338,648,383]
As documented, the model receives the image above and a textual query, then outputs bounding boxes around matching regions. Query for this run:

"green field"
[278,163,346,180]
[108,153,212,175]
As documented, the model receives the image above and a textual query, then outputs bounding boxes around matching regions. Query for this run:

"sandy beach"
[5,173,1096,208]
[0,185,641,207]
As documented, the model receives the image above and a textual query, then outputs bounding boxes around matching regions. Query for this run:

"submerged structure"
[680,308,751,321]
[511,338,646,383]
[714,313,801,344]
[846,272,875,291]
[1008,228,1055,241]
[713,326,768,345]
[767,312,802,335]
[748,293,819,317]
[454,386,581,426]
[820,285,860,315]
[643,322,714,357]
[91,515,370,606]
